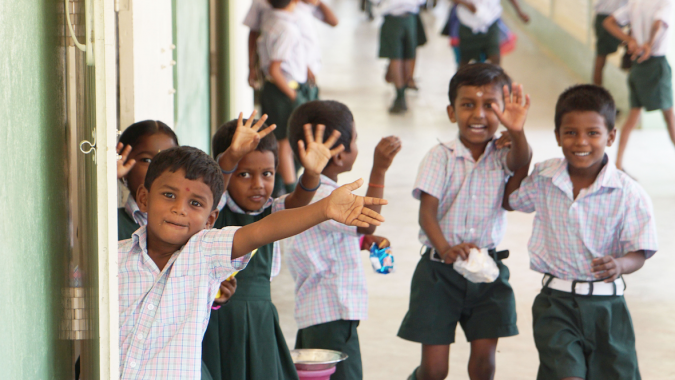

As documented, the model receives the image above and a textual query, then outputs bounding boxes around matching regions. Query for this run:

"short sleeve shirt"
[258,10,308,83]
[456,0,502,33]
[379,0,424,16]
[509,158,659,281]
[613,0,673,56]
[413,138,513,250]
[595,0,628,15]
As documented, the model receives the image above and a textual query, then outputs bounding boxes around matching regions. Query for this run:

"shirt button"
[469,228,475,233]
[147,304,155,310]
[137,333,143,340]
[472,195,477,200]
[130,361,137,368]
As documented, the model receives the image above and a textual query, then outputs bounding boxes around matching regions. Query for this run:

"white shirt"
[456,0,502,33]
[613,0,673,57]
[378,0,424,16]
[258,10,309,83]
[595,0,628,15]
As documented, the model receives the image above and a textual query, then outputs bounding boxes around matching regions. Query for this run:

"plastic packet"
[453,248,499,283]
[369,244,395,274]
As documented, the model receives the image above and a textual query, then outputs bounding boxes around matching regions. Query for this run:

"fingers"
[304,123,316,144]
[378,238,390,249]
[503,84,511,104]
[244,110,258,129]
[513,83,523,105]
[329,144,345,157]
[360,207,385,222]
[251,113,268,131]
[314,123,325,143]
[120,144,133,161]
[491,102,505,121]
[116,142,123,154]
[356,213,383,227]
[361,196,389,206]
[257,124,277,139]
[297,140,307,160]
[343,178,365,192]
[323,129,342,148]
[237,112,244,128]
[524,94,531,110]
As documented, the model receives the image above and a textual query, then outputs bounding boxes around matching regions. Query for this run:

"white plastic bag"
[453,248,499,283]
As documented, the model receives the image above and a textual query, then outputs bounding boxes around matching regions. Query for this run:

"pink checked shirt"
[118,226,250,379]
[414,138,513,249]
[285,175,367,329]
[509,158,658,281]
[124,195,147,227]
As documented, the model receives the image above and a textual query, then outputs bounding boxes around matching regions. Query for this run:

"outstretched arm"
[491,84,532,173]
[232,179,387,258]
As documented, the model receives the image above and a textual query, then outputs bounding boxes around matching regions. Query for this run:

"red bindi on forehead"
[186,187,190,192]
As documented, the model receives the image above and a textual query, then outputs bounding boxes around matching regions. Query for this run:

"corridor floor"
[271,1,675,378]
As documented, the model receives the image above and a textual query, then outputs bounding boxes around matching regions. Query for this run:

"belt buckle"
[572,280,593,296]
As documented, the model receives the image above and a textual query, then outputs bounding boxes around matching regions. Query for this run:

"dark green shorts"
[459,21,500,63]
[260,81,311,140]
[416,13,427,47]
[533,288,640,380]
[595,14,622,56]
[628,56,673,111]
[379,14,418,59]
[295,320,362,380]
[397,249,518,345]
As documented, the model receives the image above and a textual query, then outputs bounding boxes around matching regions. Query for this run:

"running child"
[285,100,402,380]
[118,141,388,378]
[201,113,345,380]
[504,84,658,380]
[398,63,531,380]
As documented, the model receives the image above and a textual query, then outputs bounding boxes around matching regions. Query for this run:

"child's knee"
[418,365,448,380]
[467,354,495,380]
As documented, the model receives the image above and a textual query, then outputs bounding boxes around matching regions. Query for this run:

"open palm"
[326,179,388,228]
[298,123,345,176]
[492,83,530,133]
[230,111,276,159]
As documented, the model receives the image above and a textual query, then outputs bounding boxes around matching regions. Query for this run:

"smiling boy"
[118,140,387,379]
[505,85,658,380]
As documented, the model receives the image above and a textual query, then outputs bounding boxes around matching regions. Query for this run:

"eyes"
[460,102,495,109]
[162,192,203,208]
[237,171,274,178]
[563,130,601,136]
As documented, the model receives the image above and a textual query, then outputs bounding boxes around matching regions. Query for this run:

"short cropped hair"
[212,119,279,168]
[269,0,292,9]
[119,120,178,149]
[288,100,354,161]
[555,84,616,131]
[144,146,224,210]
[448,63,512,106]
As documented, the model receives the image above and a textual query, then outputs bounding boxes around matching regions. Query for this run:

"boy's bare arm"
[285,124,345,209]
[232,179,387,258]
[248,31,260,88]
[304,0,339,26]
[603,16,634,48]
[419,192,475,263]
[506,0,529,23]
[502,162,530,211]
[637,20,666,63]
[269,61,297,101]
[452,0,476,13]
[592,251,646,282]
[491,84,532,172]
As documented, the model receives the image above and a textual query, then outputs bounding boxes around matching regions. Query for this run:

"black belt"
[425,247,509,261]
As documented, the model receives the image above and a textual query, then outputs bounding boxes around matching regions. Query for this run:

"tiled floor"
[271,1,675,378]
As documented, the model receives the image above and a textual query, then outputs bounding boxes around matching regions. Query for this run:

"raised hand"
[298,124,344,176]
[491,83,530,133]
[228,111,277,160]
[116,142,136,179]
[373,136,402,173]
[325,178,388,228]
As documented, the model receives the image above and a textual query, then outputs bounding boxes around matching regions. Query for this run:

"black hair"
[144,146,224,210]
[288,100,354,161]
[212,119,278,167]
[448,63,512,106]
[118,120,179,149]
[269,0,292,9]
[555,84,616,131]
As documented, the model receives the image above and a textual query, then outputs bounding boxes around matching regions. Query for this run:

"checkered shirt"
[124,195,147,227]
[414,138,513,250]
[284,175,366,329]
[118,226,251,379]
[509,158,659,281]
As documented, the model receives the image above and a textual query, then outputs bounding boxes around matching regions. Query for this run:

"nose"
[171,197,187,216]
[252,175,263,189]
[472,104,486,120]
[574,134,589,146]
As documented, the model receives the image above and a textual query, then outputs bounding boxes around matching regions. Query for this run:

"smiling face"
[137,169,218,250]
[125,133,178,200]
[448,84,504,153]
[555,111,616,172]
[228,150,276,212]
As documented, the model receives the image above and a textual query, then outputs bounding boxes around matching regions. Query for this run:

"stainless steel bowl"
[290,349,349,371]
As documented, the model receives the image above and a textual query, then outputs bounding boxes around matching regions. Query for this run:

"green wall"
[173,0,211,152]
[0,0,71,378]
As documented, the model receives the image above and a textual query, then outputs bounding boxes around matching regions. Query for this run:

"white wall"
[228,1,255,119]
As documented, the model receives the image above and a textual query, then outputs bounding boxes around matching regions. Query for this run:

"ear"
[447,105,457,123]
[554,129,562,147]
[332,151,345,167]
[205,209,219,229]
[606,128,617,147]
[137,185,149,213]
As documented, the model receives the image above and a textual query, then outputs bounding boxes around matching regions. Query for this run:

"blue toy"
[369,244,395,274]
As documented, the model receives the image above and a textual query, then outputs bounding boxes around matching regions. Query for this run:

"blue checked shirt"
[509,158,659,281]
[414,138,513,250]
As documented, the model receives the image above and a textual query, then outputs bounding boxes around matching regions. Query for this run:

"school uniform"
[118,196,145,241]
[614,0,674,110]
[456,0,502,62]
[594,0,627,56]
[201,193,299,380]
[509,157,658,380]
[397,139,518,346]
[118,226,252,379]
[378,0,424,60]
[285,175,367,380]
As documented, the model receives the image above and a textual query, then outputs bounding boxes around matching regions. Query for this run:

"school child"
[201,113,345,380]
[118,131,388,378]
[603,0,675,173]
[504,84,658,380]
[285,100,402,380]
[397,63,532,380]
[453,0,529,67]
[592,0,627,85]
[115,120,178,240]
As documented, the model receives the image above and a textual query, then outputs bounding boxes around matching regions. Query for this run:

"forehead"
[559,111,609,130]
[152,169,214,201]
[133,133,177,153]
[238,150,276,168]
[457,84,502,99]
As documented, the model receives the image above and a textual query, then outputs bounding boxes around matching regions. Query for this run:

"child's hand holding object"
[453,248,500,283]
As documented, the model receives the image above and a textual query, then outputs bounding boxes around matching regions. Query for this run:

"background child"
[603,0,675,173]
[285,100,401,380]
[592,0,627,85]
[504,84,658,380]
[202,112,344,380]
[397,63,531,380]
[119,142,388,378]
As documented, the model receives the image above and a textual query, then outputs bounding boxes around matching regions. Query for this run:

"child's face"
[227,150,276,212]
[555,111,616,171]
[125,133,178,200]
[137,169,218,249]
[448,84,503,149]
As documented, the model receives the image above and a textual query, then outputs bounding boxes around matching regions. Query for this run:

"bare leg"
[593,55,607,86]
[616,108,641,170]
[404,58,417,89]
[662,108,675,147]
[277,138,296,185]
[416,345,450,380]
[468,339,498,380]
[388,59,405,89]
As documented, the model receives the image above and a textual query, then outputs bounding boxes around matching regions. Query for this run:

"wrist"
[220,149,242,170]
[370,167,387,179]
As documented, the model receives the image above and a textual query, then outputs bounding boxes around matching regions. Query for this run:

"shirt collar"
[541,155,622,199]
[130,224,186,276]
[224,191,273,216]
[441,136,498,162]
[125,196,147,226]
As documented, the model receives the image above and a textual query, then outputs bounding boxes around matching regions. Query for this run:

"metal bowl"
[290,349,349,371]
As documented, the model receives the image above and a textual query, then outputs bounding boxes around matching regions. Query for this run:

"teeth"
[574,152,590,156]
[469,125,486,129]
